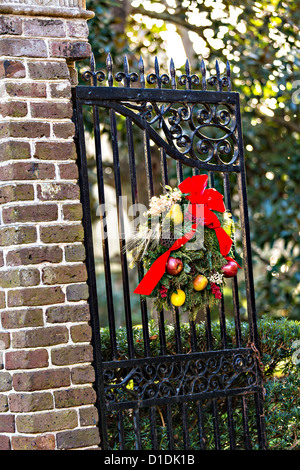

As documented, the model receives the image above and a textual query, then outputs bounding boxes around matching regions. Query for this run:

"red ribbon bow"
[134,175,240,296]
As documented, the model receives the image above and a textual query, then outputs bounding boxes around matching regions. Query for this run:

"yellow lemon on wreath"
[171,289,186,307]
[193,274,208,291]
[223,224,232,237]
[165,204,183,226]
[222,212,234,237]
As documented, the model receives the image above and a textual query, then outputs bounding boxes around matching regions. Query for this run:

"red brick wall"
[0,7,101,450]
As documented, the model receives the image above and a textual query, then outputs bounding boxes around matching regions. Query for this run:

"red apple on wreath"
[221,260,239,278]
[166,257,183,275]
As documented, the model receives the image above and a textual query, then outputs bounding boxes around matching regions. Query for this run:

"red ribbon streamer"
[134,175,240,296]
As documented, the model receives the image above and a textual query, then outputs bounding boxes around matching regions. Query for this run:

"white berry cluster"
[208,272,224,285]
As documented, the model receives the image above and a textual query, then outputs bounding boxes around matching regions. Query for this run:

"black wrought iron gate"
[72,53,267,450]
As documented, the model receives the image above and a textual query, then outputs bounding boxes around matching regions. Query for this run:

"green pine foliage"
[147,223,229,320]
[130,189,234,320]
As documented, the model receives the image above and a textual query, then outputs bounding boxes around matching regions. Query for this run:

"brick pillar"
[0,1,101,450]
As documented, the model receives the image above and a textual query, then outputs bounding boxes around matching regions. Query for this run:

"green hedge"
[100,317,300,450]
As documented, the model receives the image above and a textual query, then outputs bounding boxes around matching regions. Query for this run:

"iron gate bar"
[72,53,267,450]
[126,116,151,358]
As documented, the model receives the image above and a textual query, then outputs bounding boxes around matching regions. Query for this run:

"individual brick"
[0,372,12,392]
[42,264,87,285]
[0,333,10,350]
[49,40,91,59]
[0,226,37,247]
[12,326,68,349]
[64,244,85,262]
[0,291,5,309]
[54,386,96,409]
[20,268,40,287]
[71,365,95,385]
[11,434,55,451]
[66,283,89,301]
[40,224,84,243]
[0,435,11,450]
[2,204,58,224]
[56,427,100,450]
[0,184,34,204]
[49,82,71,99]
[0,122,9,138]
[62,203,83,221]
[0,269,18,288]
[27,61,70,80]
[1,308,43,329]
[0,141,31,162]
[16,409,78,434]
[51,344,93,366]
[0,395,8,413]
[30,101,73,120]
[2,121,50,139]
[13,368,70,392]
[37,183,79,201]
[0,101,27,118]
[58,162,79,180]
[23,19,66,38]
[0,414,15,433]
[0,251,3,268]
[5,349,48,370]
[0,162,55,181]
[52,121,75,139]
[0,38,48,58]
[34,141,76,161]
[7,286,65,307]
[66,20,89,39]
[79,406,99,427]
[0,17,22,35]
[0,59,26,79]
[70,324,92,343]
[9,392,53,413]
[6,246,63,266]
[5,82,46,98]
[45,303,90,324]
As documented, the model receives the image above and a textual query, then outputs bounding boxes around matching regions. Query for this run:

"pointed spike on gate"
[124,55,129,74]
[200,58,207,90]
[215,59,220,79]
[170,58,176,89]
[154,56,159,76]
[215,59,222,91]
[226,59,232,91]
[106,52,112,67]
[90,52,95,73]
[185,58,190,76]
[106,52,113,87]
[139,55,145,88]
[123,55,130,87]
[89,52,97,86]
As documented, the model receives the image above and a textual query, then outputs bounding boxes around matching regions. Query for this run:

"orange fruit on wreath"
[170,289,186,307]
[193,274,208,291]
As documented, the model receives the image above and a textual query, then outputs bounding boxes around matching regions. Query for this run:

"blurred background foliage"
[80,0,299,321]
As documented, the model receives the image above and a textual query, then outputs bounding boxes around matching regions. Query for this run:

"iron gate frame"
[72,54,267,450]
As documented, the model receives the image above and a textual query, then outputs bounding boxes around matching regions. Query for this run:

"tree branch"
[130,5,206,35]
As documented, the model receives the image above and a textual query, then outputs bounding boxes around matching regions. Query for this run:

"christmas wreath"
[126,174,241,321]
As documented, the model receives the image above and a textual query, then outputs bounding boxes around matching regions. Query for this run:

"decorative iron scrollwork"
[103,349,257,406]
[81,51,238,167]
[116,99,238,165]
